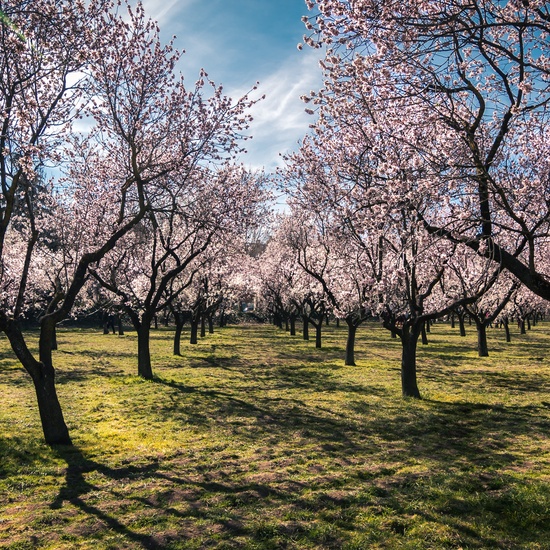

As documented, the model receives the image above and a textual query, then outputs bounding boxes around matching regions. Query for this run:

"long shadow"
[50,445,161,549]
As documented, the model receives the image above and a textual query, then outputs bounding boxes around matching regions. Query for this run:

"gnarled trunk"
[3,318,71,445]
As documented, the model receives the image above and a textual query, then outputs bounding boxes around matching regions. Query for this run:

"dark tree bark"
[136,321,154,379]
[314,321,322,349]
[302,315,309,341]
[190,318,199,344]
[503,317,511,343]
[289,314,296,336]
[117,314,124,336]
[458,313,466,337]
[520,318,526,334]
[475,319,489,357]
[421,322,429,345]
[200,315,206,338]
[173,314,184,356]
[345,318,358,366]
[1,317,71,445]
[400,324,422,398]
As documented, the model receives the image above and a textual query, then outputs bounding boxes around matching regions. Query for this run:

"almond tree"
[0,1,257,444]
[90,166,267,378]
[302,0,550,301]
[281,122,497,397]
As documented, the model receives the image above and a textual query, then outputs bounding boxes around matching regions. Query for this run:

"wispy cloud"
[140,0,197,28]
[234,49,322,172]
[133,0,323,172]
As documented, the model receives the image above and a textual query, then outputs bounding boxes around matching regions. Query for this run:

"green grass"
[0,320,549,549]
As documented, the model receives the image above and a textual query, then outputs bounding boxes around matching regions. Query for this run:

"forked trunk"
[4,318,71,445]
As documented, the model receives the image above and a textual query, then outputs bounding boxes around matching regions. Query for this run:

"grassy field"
[0,320,549,549]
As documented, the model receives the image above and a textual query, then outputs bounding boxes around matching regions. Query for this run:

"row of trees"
[1,0,549,445]
[266,0,550,396]
[0,0,267,444]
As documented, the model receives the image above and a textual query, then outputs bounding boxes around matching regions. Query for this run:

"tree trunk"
[302,316,309,340]
[421,322,429,345]
[527,316,531,330]
[208,315,214,334]
[117,315,124,336]
[345,319,357,366]
[31,365,71,445]
[289,314,296,336]
[200,315,206,338]
[503,318,511,343]
[51,325,58,351]
[190,318,199,344]
[400,326,421,398]
[476,319,489,357]
[173,315,184,355]
[137,322,154,379]
[458,314,466,337]
[451,314,455,328]
[315,322,322,349]
[3,318,71,445]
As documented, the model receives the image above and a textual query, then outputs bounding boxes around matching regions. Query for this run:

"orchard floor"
[0,321,549,549]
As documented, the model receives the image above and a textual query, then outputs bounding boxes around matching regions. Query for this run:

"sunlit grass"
[0,320,549,549]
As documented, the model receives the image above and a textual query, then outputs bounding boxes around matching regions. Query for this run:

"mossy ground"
[0,320,549,549]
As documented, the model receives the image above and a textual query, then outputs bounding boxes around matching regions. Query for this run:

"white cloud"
[140,0,197,27]
[232,49,323,172]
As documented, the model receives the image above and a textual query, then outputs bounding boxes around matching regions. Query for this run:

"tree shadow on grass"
[50,445,162,549]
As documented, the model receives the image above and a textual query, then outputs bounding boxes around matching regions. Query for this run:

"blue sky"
[140,0,322,172]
